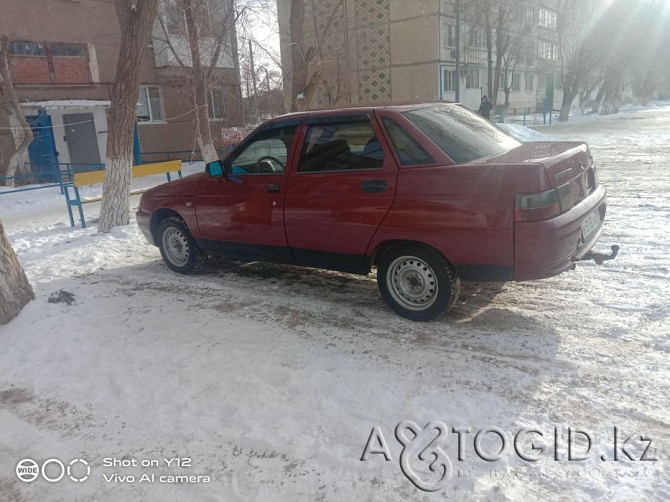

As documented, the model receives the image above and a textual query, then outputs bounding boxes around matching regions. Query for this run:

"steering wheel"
[256,156,285,173]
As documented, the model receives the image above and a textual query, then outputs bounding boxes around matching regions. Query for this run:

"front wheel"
[156,216,201,274]
[377,243,460,322]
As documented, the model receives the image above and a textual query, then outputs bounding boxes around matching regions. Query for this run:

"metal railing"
[140,146,235,164]
[1,147,238,195]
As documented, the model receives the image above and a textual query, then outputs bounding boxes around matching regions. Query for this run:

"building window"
[525,72,534,92]
[469,27,486,49]
[8,41,46,56]
[137,86,164,122]
[538,40,559,61]
[443,24,456,48]
[466,68,480,89]
[208,88,226,120]
[539,8,557,30]
[8,40,91,85]
[512,72,521,92]
[443,68,455,92]
[50,43,88,57]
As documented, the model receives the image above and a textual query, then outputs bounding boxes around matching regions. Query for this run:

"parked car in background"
[137,103,610,321]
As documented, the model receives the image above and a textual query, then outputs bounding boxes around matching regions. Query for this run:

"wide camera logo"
[16,458,90,483]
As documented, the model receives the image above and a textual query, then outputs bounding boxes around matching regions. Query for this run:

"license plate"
[581,210,602,242]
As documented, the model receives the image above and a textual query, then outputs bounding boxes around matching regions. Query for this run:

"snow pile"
[498,123,550,142]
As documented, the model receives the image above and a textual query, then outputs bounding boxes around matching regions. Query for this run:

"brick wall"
[9,57,52,85]
[9,54,91,85]
[53,57,92,84]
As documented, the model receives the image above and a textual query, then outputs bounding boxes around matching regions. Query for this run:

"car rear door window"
[298,118,384,173]
[381,117,434,165]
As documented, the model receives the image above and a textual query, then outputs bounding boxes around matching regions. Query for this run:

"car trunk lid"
[474,141,598,206]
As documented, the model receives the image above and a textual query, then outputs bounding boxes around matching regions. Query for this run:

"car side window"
[298,119,384,173]
[381,117,435,165]
[229,125,296,175]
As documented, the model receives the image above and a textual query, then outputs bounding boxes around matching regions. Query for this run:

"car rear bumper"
[514,185,607,281]
[136,209,155,246]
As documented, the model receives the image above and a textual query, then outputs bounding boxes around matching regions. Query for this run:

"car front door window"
[230,129,295,174]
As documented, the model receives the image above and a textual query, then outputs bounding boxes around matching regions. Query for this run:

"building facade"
[1,0,242,173]
[277,0,568,113]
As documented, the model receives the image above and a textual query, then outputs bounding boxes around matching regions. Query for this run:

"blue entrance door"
[27,112,59,183]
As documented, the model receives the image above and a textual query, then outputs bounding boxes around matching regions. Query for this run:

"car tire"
[156,216,201,275]
[377,243,460,322]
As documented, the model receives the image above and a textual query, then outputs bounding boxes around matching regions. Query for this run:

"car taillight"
[515,183,573,222]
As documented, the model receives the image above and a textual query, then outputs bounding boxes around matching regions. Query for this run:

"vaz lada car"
[137,103,616,321]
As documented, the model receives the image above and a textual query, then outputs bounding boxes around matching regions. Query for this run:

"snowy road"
[0,107,668,501]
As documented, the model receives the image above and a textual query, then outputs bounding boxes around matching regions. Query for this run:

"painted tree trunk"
[182,0,218,164]
[0,220,34,324]
[98,0,158,233]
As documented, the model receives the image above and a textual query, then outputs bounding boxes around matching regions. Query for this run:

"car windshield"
[402,104,520,164]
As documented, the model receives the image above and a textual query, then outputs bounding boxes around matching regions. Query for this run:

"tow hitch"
[574,245,620,265]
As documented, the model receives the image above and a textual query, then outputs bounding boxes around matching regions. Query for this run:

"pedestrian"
[478,95,493,120]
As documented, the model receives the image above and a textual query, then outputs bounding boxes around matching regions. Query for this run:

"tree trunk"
[98,0,158,233]
[490,9,505,107]
[558,70,580,122]
[483,2,494,101]
[0,35,34,187]
[289,0,308,111]
[0,220,34,324]
[182,0,218,164]
[559,89,578,121]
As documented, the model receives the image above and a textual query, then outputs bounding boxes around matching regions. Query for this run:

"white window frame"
[443,24,456,48]
[137,85,165,123]
[538,40,559,61]
[443,67,456,93]
[539,8,557,30]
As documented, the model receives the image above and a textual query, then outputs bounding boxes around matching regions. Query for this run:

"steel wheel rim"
[386,255,439,311]
[162,227,190,267]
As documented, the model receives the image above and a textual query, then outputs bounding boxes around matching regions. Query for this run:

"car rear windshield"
[402,104,520,164]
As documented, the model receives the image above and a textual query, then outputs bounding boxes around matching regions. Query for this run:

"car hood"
[143,172,205,198]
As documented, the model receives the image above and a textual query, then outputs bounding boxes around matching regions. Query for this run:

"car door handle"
[361,179,387,193]
[266,183,280,193]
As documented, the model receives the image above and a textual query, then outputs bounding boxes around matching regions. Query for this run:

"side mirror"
[205,160,224,177]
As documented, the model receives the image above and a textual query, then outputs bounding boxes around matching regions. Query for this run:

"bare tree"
[98,0,159,233]
[279,0,346,112]
[154,0,239,163]
[556,0,608,121]
[477,0,531,109]
[0,219,34,324]
[0,35,34,187]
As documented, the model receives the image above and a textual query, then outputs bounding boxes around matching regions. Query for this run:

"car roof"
[264,101,456,125]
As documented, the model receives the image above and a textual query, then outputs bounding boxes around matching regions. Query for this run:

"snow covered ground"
[1,106,669,501]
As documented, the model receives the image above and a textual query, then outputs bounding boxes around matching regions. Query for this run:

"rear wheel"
[156,216,201,274]
[377,243,460,322]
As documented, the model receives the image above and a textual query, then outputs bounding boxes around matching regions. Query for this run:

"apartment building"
[1,0,242,177]
[277,0,565,113]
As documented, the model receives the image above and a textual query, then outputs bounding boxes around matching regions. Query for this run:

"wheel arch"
[371,239,454,270]
[150,208,188,244]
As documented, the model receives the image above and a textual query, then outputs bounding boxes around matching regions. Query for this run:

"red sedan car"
[137,103,611,321]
